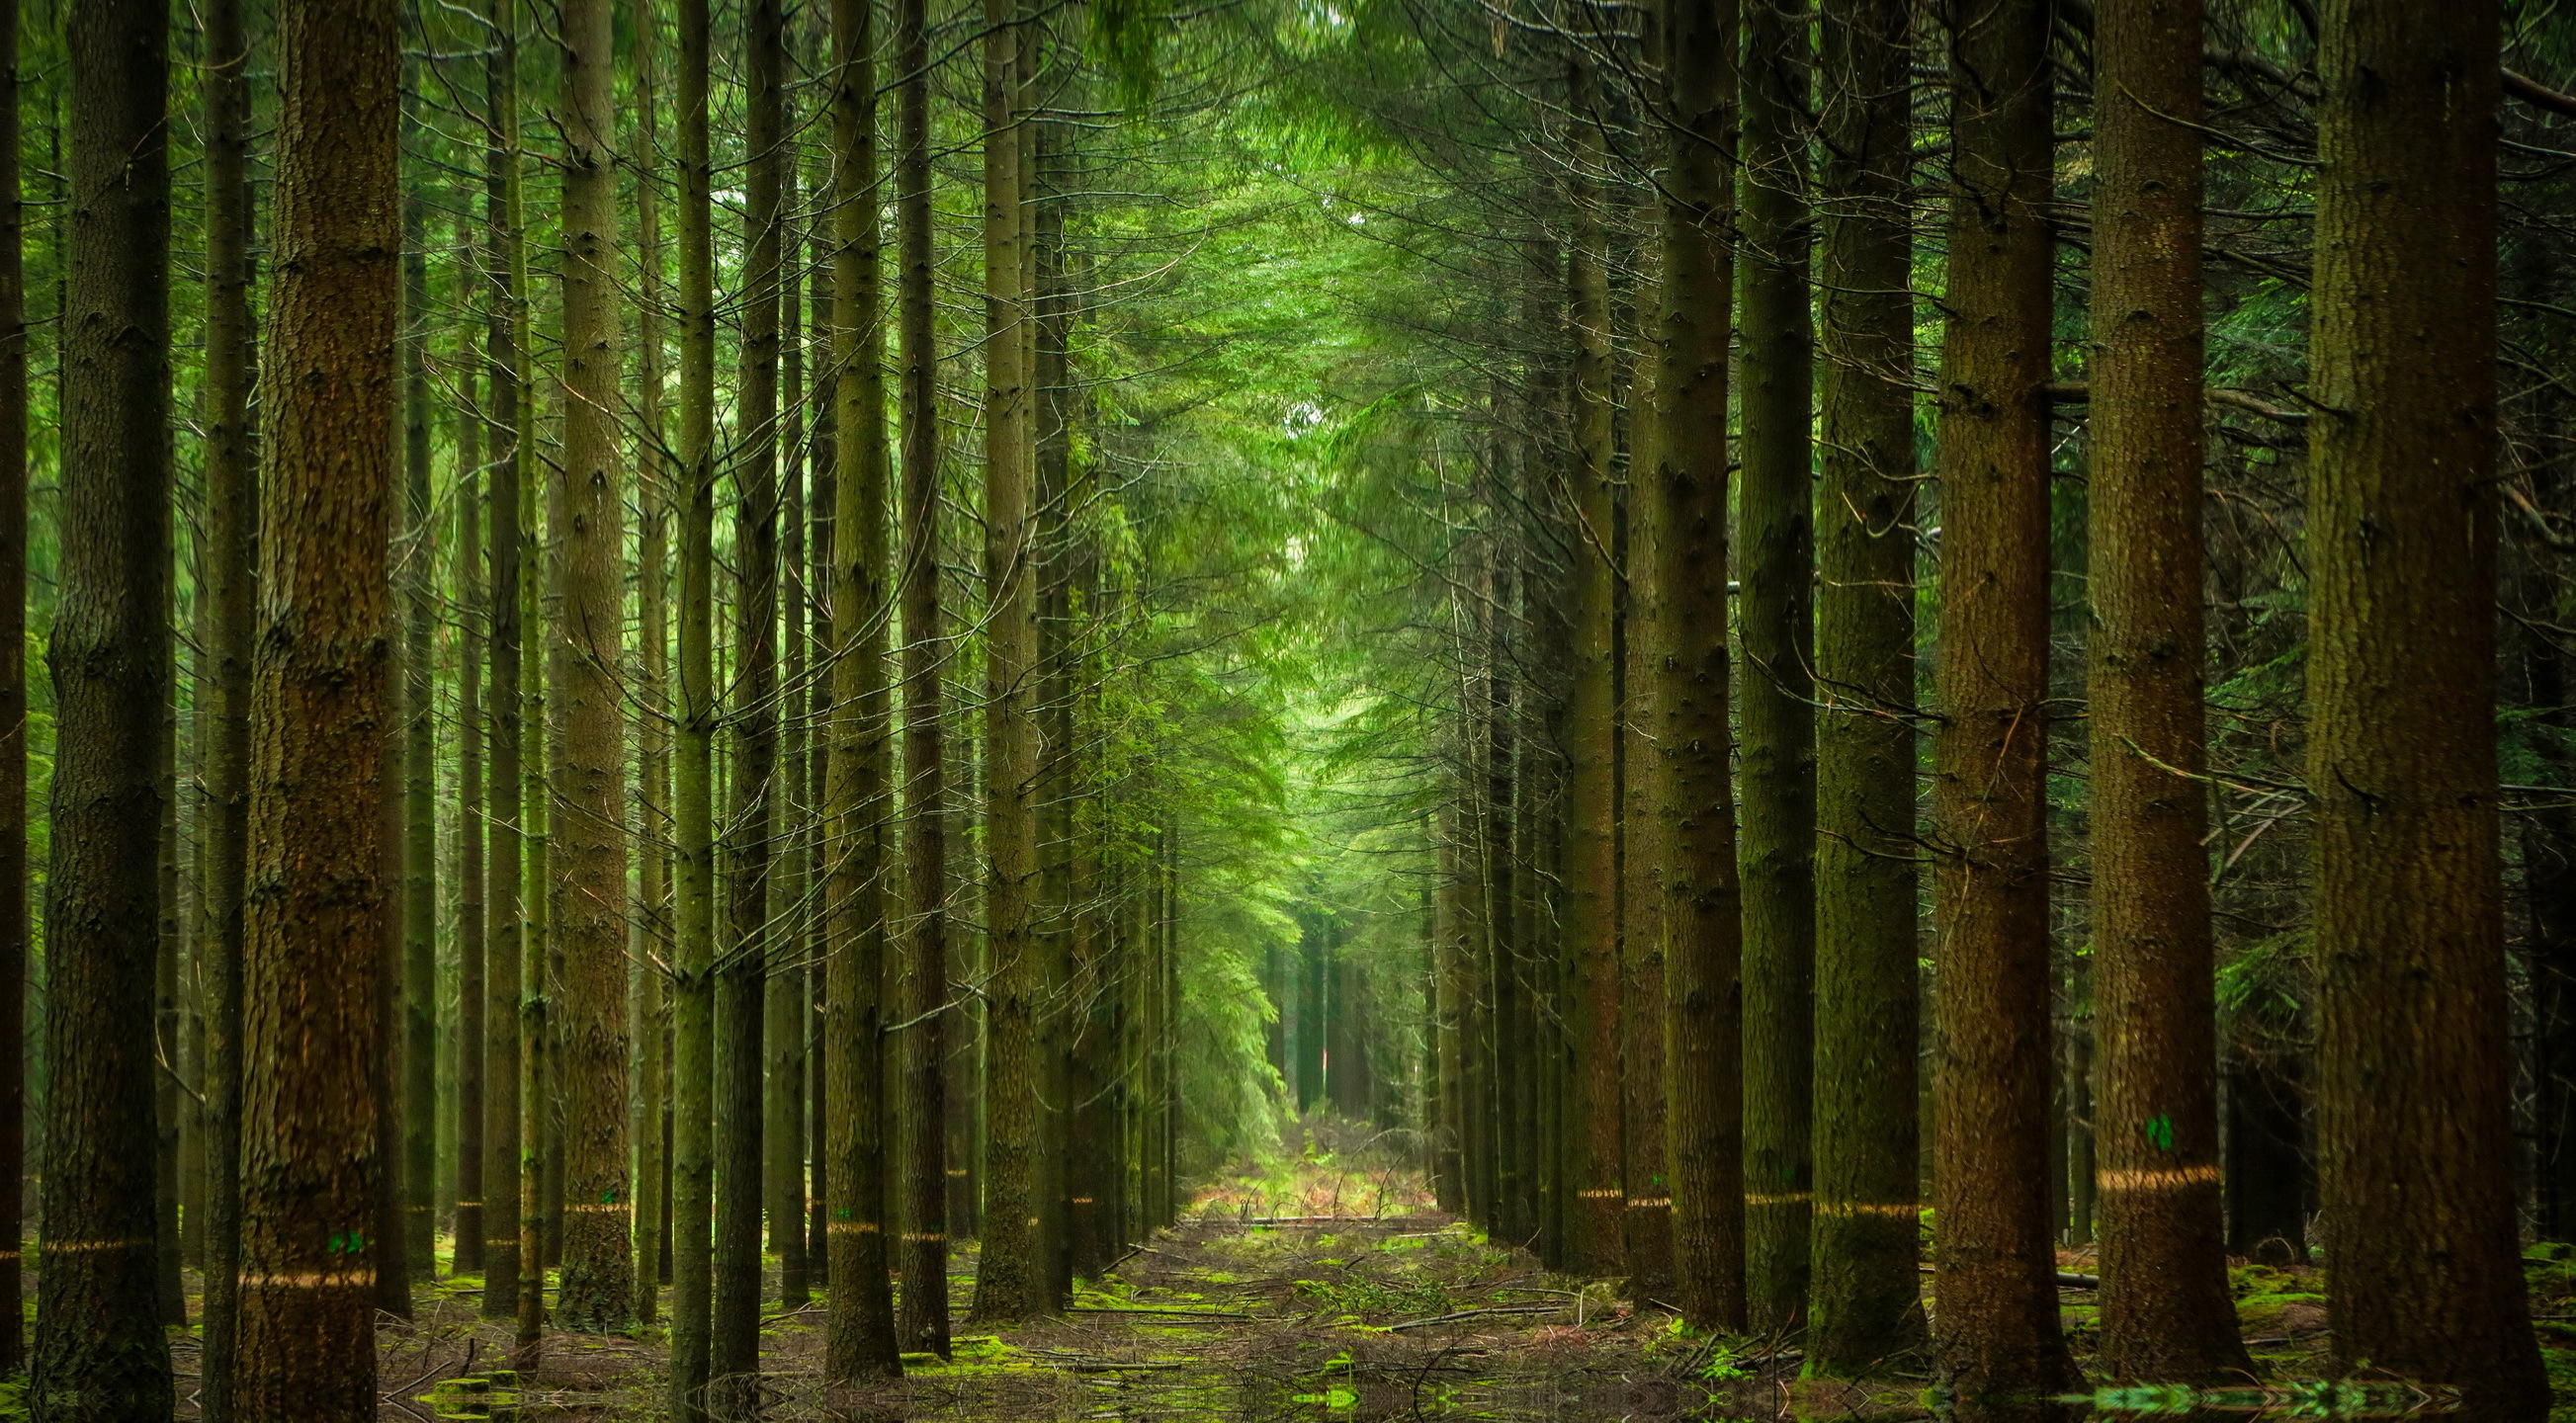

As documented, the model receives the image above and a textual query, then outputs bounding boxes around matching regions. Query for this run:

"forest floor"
[126,1151,2576,1421]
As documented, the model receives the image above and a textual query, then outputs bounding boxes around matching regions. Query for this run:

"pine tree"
[824,0,903,1376]
[1927,0,2079,1409]
[233,0,399,1407]
[1737,0,1815,1333]
[2306,3,2544,1416]
[896,0,954,1350]
[551,0,636,1331]
[1806,0,1923,1373]
[2086,0,2248,1383]
[35,0,176,1412]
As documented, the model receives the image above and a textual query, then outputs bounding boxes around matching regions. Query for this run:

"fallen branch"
[1387,1303,1566,1332]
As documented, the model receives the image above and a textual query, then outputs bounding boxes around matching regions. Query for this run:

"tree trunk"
[480,0,529,1329]
[1653,0,1745,1334]
[233,0,397,1405]
[1738,0,1814,1334]
[1619,249,1671,1303]
[1561,56,1623,1284]
[2086,0,2248,1380]
[715,0,784,1405]
[629,1,669,1324]
[823,0,902,1374]
[1807,0,1921,1374]
[669,0,719,1406]
[36,0,175,1411]
[197,0,259,1401]
[2305,3,2544,1415]
[549,0,634,1332]
[971,0,1048,1325]
[1928,0,2078,1409]
[0,0,27,1376]
[401,126,440,1288]
[770,140,812,1311]
[895,0,953,1355]
[455,330,487,1284]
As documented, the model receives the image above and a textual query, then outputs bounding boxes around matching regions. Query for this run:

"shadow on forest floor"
[127,1154,2576,1421]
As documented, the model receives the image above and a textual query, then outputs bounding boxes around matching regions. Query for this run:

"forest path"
[331,1151,2542,1422]
[356,1153,1802,1422]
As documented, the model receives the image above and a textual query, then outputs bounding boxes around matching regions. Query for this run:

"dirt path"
[274,1157,2576,1420]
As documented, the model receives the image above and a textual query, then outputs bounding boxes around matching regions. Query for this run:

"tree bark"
[1807,0,1923,1374]
[233,0,398,1406]
[0,0,28,1378]
[1654,0,1745,1333]
[35,0,175,1412]
[824,0,903,1376]
[897,0,952,1349]
[715,0,784,1406]
[2306,3,2544,1416]
[197,0,259,1401]
[1928,0,2079,1410]
[1737,0,1816,1332]
[549,0,635,1332]
[669,0,721,1402]
[1560,56,1623,1284]
[629,0,670,1323]
[480,0,529,1329]
[972,0,1050,1326]
[2086,0,2249,1382]
[399,72,440,1284]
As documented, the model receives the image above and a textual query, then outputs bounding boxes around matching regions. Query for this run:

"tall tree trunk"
[2306,3,2543,1416]
[630,0,670,1322]
[770,144,812,1311]
[1560,56,1622,1283]
[199,0,260,1400]
[36,0,175,1412]
[0,0,27,1376]
[716,0,785,1403]
[669,0,720,1400]
[1928,0,2078,1409]
[1653,0,1745,1332]
[233,0,397,1406]
[1738,0,1814,1333]
[1619,248,1671,1303]
[401,117,441,1287]
[1807,0,1922,1373]
[896,0,953,1349]
[455,323,487,1283]
[481,0,529,1328]
[824,0,902,1374]
[2087,0,2249,1382]
[550,0,635,1331]
[972,0,1047,1326]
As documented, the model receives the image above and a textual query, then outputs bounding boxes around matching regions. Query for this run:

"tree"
[2305,3,2545,1416]
[232,0,398,1408]
[1927,0,2078,1410]
[971,0,1049,1326]
[2086,0,2249,1383]
[1737,0,1815,1333]
[1655,0,1744,1335]
[1806,0,1922,1373]
[1560,53,1623,1284]
[480,0,530,1331]
[896,0,954,1351]
[35,0,176,1412]
[669,0,722,1404]
[824,0,903,1377]
[551,0,636,1332]
[714,0,786,1404]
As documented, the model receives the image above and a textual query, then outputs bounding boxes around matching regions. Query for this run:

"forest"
[5,0,2576,1418]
